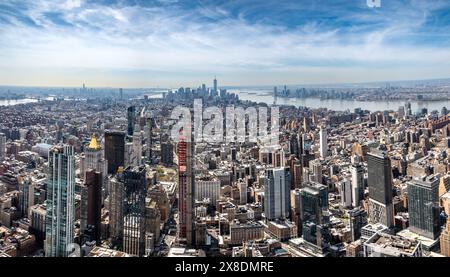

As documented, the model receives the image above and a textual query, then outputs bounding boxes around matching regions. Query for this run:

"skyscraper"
[213,76,218,93]
[83,134,107,180]
[264,167,291,220]
[0,133,6,161]
[161,142,174,166]
[351,163,365,207]
[178,137,195,246]
[105,131,125,174]
[19,176,35,217]
[85,170,102,242]
[349,208,368,241]
[367,149,394,228]
[408,175,441,239]
[340,178,352,208]
[146,114,153,162]
[300,182,330,249]
[123,166,147,256]
[319,126,328,158]
[127,106,136,136]
[109,171,125,241]
[44,145,75,257]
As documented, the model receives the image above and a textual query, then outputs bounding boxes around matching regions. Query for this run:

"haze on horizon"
[1,0,450,88]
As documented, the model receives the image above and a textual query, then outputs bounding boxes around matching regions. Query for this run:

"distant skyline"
[1,0,450,88]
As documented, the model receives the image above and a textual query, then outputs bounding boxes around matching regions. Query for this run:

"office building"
[407,175,441,239]
[178,137,195,246]
[319,126,328,158]
[264,167,291,220]
[84,170,102,242]
[44,145,76,257]
[340,178,352,208]
[105,131,125,174]
[351,163,365,207]
[83,134,107,181]
[349,208,368,241]
[109,172,125,241]
[300,182,330,249]
[123,166,147,256]
[367,149,394,228]
[195,179,220,206]
[161,142,174,166]
[127,106,136,136]
[0,133,5,161]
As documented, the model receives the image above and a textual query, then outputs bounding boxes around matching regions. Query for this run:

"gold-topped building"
[88,133,100,150]
[81,133,107,181]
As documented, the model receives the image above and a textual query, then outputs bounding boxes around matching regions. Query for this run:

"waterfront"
[150,89,450,113]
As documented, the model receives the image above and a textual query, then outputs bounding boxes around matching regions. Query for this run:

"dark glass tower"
[366,149,394,228]
[300,182,330,250]
[86,170,102,242]
[123,166,147,256]
[408,175,441,239]
[127,106,136,136]
[104,131,125,174]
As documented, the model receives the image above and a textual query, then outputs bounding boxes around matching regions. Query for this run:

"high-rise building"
[349,208,368,241]
[146,114,153,162]
[109,172,125,241]
[441,220,450,257]
[264,167,291,220]
[178,137,195,246]
[83,134,107,181]
[340,178,352,208]
[367,149,394,228]
[44,145,75,257]
[408,175,441,239]
[213,76,218,93]
[300,182,330,249]
[351,163,365,207]
[132,129,142,166]
[84,170,102,242]
[123,166,147,256]
[319,126,328,158]
[195,179,220,206]
[105,131,125,174]
[127,106,136,136]
[238,180,247,205]
[19,176,35,217]
[161,142,174,166]
[310,159,323,184]
[0,133,5,161]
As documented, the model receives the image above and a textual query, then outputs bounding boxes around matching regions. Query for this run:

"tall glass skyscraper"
[408,175,441,239]
[127,106,136,136]
[105,131,125,174]
[300,181,330,249]
[123,166,147,256]
[44,145,75,257]
[264,167,291,220]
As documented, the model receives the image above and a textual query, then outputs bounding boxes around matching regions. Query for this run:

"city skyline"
[1,0,450,87]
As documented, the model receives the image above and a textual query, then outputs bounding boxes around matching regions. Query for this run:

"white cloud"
[0,0,449,87]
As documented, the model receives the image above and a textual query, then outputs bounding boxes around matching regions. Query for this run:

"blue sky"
[1,0,450,87]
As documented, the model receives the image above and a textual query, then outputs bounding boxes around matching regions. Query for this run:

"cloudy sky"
[1,0,450,88]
